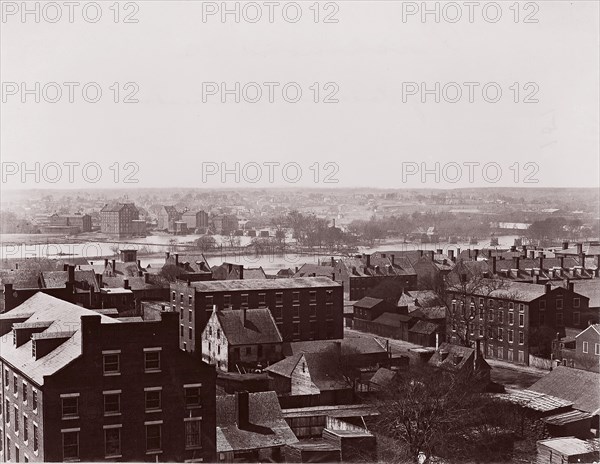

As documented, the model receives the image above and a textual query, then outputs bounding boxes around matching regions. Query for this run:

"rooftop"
[183,276,340,292]
[214,309,282,346]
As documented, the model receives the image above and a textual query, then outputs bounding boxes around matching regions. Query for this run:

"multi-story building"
[157,206,182,232]
[100,203,139,237]
[201,308,283,372]
[0,293,216,462]
[211,215,238,235]
[182,211,209,232]
[334,254,417,300]
[170,277,343,353]
[447,281,590,366]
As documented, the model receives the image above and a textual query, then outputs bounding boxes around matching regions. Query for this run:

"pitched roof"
[188,277,340,292]
[0,269,41,289]
[529,366,600,415]
[428,342,490,374]
[216,391,298,453]
[100,202,137,212]
[575,324,600,339]
[369,367,397,387]
[0,293,120,385]
[353,297,384,309]
[398,289,441,309]
[216,309,282,346]
[371,312,412,326]
[266,352,348,392]
[286,337,386,357]
[293,264,334,278]
[573,280,600,308]
[40,270,99,291]
[500,389,574,412]
[409,320,439,335]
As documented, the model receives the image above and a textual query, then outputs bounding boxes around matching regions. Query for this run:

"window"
[583,341,589,354]
[13,375,18,395]
[23,415,28,442]
[508,302,514,310]
[539,313,545,325]
[6,437,10,460]
[144,348,161,372]
[185,418,202,450]
[479,297,484,306]
[4,369,9,388]
[33,424,39,452]
[508,330,514,343]
[508,312,514,325]
[32,390,38,411]
[245,347,251,356]
[188,308,192,322]
[172,290,176,301]
[519,331,524,345]
[14,406,19,432]
[293,323,300,336]
[595,343,600,356]
[293,305,300,318]
[497,328,503,341]
[146,423,162,452]
[104,426,121,458]
[188,295,193,306]
[180,293,184,303]
[223,295,231,307]
[556,312,564,325]
[488,299,494,308]
[539,300,546,310]
[479,306,484,319]
[497,347,504,360]
[573,297,580,308]
[22,382,27,404]
[205,295,214,310]
[309,291,317,303]
[326,290,333,302]
[104,391,121,415]
[145,388,161,411]
[488,309,494,321]
[573,312,580,325]
[184,384,202,408]
[103,351,120,375]
[258,293,266,305]
[189,327,193,339]
[556,299,563,310]
[275,292,283,304]
[217,329,221,340]
[62,430,79,461]
[181,324,184,337]
[241,294,248,307]
[5,399,10,424]
[497,311,503,324]
[519,313,524,327]
[61,395,79,419]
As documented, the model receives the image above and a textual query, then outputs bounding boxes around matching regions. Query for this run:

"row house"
[170,277,343,354]
[334,254,417,300]
[0,293,216,462]
[447,281,590,366]
[553,324,600,372]
[489,255,598,282]
[100,203,140,237]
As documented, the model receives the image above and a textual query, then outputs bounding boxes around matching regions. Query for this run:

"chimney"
[510,245,516,252]
[545,282,552,294]
[391,254,395,265]
[568,282,574,292]
[104,258,109,267]
[419,250,424,257]
[295,266,299,273]
[539,256,544,270]
[534,275,540,284]
[96,273,103,287]
[522,245,527,255]
[137,259,141,268]
[366,254,371,268]
[448,249,455,262]
[475,339,481,363]
[236,391,250,429]
[474,249,479,260]
[15,263,18,270]
[63,263,69,271]
[242,307,247,326]
[331,272,336,281]
[88,289,94,308]
[576,243,583,255]
[111,259,116,271]
[144,273,150,284]
[562,241,569,250]
[124,279,129,289]
[513,257,520,270]
[165,251,170,260]
[81,314,102,355]
[529,250,535,259]
[68,265,75,284]
[175,253,179,266]
[331,257,335,267]
[429,250,435,261]
[492,256,497,274]
[239,266,244,280]
[487,249,493,258]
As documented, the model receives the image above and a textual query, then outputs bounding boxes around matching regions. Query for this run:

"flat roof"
[181,277,341,292]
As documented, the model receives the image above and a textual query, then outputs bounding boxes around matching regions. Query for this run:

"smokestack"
[68,265,75,284]
[237,391,250,429]
[111,260,116,272]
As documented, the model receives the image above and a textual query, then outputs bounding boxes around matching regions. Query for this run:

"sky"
[1,0,599,190]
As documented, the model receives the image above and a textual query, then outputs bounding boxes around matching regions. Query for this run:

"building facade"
[0,293,216,463]
[100,203,139,237]
[170,277,344,354]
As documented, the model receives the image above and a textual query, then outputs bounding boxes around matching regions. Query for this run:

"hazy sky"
[1,0,598,189]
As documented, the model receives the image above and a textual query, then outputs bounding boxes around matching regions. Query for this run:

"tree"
[372,366,523,463]
[195,235,217,252]
[437,261,515,348]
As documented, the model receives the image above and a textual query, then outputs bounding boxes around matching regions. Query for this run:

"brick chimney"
[429,250,435,261]
[562,241,569,250]
[513,257,520,270]
[68,265,75,284]
[568,282,574,292]
[236,391,250,429]
[175,253,179,266]
[474,249,479,260]
[576,243,583,255]
[391,254,395,265]
[448,250,455,262]
[545,282,552,294]
[123,279,129,290]
[539,257,544,270]
[366,254,371,268]
[492,256,497,274]
[242,307,247,326]
[331,257,335,267]
[165,251,170,260]
[239,266,244,280]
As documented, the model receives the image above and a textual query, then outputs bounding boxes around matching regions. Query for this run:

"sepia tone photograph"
[0,1,599,463]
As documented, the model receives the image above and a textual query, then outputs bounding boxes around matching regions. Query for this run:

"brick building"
[170,277,343,354]
[447,281,590,366]
[0,293,216,462]
[157,206,182,232]
[182,211,209,232]
[100,203,139,237]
